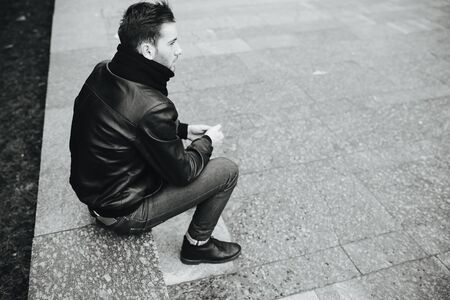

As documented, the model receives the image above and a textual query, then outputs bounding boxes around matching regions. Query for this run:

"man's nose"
[175,44,182,56]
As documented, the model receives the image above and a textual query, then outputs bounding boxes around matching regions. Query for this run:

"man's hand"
[205,124,224,146]
[187,124,211,141]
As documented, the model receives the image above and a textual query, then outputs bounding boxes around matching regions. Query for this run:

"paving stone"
[246,34,302,50]
[29,226,169,300]
[318,174,400,244]
[293,27,359,46]
[331,139,437,174]
[386,19,443,35]
[223,191,339,268]
[348,23,406,40]
[320,97,450,153]
[343,231,427,274]
[197,38,251,56]
[432,132,450,164]
[236,158,345,198]
[405,223,450,256]
[46,47,114,109]
[315,257,450,300]
[172,79,313,128]
[335,12,377,27]
[35,107,91,236]
[177,54,249,80]
[235,117,346,173]
[311,96,368,118]
[54,0,134,18]
[152,210,237,286]
[53,0,125,17]
[354,158,450,229]
[168,247,359,300]
[51,11,109,52]
[359,85,450,108]
[364,55,446,90]
[228,19,342,42]
[174,42,205,59]
[278,291,320,300]
[175,53,259,92]
[422,58,450,85]
[222,162,399,267]
[297,63,397,102]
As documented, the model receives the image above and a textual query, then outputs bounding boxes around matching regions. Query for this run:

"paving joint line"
[435,254,450,272]
[33,223,95,239]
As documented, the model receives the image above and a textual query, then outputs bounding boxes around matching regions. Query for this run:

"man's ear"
[138,42,156,60]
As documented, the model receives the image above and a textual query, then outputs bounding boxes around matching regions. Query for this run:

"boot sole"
[180,251,241,265]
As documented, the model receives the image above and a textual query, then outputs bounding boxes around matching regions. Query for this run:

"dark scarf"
[109,44,174,96]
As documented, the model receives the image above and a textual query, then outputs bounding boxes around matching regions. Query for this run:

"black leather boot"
[180,236,241,265]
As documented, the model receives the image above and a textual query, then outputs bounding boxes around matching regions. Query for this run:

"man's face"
[153,22,182,72]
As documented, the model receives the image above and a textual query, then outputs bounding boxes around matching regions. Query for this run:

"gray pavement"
[30,0,450,299]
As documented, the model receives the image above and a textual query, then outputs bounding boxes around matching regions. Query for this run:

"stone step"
[29,0,237,298]
[29,226,169,299]
[28,0,170,298]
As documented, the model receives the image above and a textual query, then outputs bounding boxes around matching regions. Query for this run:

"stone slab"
[51,11,109,53]
[223,192,339,269]
[353,157,450,229]
[405,223,450,256]
[152,210,236,286]
[320,96,450,153]
[317,174,400,244]
[360,85,450,108]
[168,247,359,300]
[196,38,251,56]
[343,231,427,274]
[315,257,450,300]
[29,226,169,300]
[46,47,114,109]
[279,291,320,300]
[234,117,346,173]
[296,62,397,102]
[35,107,92,236]
[330,139,438,175]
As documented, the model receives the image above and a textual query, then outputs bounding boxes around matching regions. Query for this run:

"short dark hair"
[118,1,175,50]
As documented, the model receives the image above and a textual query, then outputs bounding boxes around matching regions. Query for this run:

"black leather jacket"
[69,62,213,217]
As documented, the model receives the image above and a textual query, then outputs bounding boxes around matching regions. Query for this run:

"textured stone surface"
[343,231,427,274]
[317,174,400,244]
[315,257,450,300]
[153,210,237,286]
[405,223,450,256]
[279,291,320,300]
[354,158,450,229]
[320,96,450,153]
[168,247,359,300]
[51,11,108,52]
[34,0,450,297]
[235,117,346,173]
[296,62,397,102]
[437,251,450,270]
[224,192,339,269]
[35,107,92,236]
[29,226,169,300]
[46,47,114,109]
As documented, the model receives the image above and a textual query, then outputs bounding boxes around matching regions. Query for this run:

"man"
[69,1,241,265]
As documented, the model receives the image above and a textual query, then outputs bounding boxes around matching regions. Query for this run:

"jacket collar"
[108,44,174,96]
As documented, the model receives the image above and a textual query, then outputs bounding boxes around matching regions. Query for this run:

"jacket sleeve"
[135,102,213,186]
[176,120,188,139]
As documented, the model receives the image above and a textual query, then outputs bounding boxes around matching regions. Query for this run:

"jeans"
[104,157,239,241]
